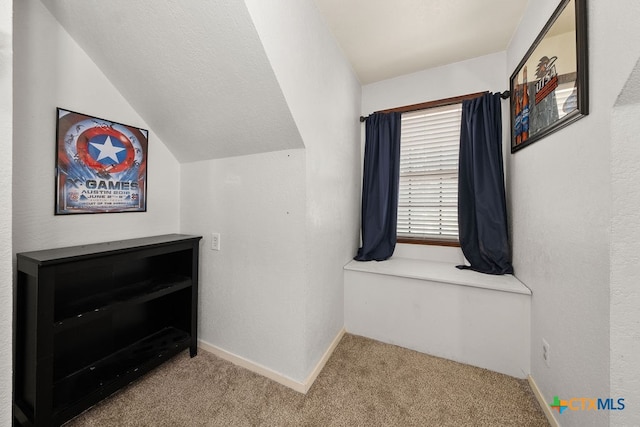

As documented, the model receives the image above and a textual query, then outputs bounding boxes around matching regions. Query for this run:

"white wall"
[12,0,359,393]
[361,51,507,264]
[345,269,531,378]
[12,0,180,254]
[10,3,181,419]
[181,150,309,381]
[507,1,640,426]
[244,0,361,376]
[183,0,361,385]
[610,62,640,426]
[362,51,507,114]
[0,0,12,423]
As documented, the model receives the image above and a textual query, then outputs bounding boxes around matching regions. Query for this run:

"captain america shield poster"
[55,108,148,214]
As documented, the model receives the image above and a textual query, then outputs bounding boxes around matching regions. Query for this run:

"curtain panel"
[457,93,514,275]
[355,112,401,261]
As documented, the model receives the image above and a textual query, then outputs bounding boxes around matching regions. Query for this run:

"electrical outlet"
[211,233,220,251]
[542,338,551,367]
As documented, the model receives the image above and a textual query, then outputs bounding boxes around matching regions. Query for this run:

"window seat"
[344,258,531,296]
[344,257,531,378]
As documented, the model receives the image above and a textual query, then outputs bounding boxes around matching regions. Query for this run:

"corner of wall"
[244,0,361,380]
[610,57,640,426]
[0,0,13,423]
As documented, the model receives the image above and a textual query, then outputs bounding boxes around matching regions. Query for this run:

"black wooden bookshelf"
[13,234,202,426]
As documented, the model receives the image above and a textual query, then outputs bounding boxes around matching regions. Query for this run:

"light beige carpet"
[65,334,549,426]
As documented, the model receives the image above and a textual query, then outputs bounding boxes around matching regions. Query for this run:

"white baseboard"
[528,375,560,427]
[198,327,345,394]
[302,327,346,391]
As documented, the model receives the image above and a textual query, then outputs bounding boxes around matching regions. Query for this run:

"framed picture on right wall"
[510,0,589,153]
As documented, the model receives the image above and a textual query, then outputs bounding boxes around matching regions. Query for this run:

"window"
[397,103,462,245]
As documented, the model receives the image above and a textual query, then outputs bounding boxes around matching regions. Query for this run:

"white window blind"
[397,103,462,242]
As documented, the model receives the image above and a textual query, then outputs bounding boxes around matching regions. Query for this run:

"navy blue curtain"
[457,93,513,274]
[355,112,401,261]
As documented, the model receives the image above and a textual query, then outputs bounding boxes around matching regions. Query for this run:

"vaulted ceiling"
[40,0,304,162]
[40,0,527,163]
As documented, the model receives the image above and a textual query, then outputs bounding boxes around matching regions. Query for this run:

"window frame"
[378,91,487,247]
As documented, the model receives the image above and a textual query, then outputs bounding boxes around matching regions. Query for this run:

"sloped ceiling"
[616,57,640,107]
[39,0,304,163]
[40,0,529,162]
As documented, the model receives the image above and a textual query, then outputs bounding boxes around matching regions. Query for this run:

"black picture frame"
[510,0,588,153]
[55,108,148,214]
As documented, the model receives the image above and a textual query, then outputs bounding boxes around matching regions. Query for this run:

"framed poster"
[55,108,148,214]
[510,0,588,153]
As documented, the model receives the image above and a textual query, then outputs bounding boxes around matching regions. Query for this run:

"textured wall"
[244,0,362,377]
[181,150,308,381]
[182,0,361,383]
[13,0,181,254]
[362,51,507,114]
[0,0,12,423]
[611,64,640,426]
[506,0,640,426]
